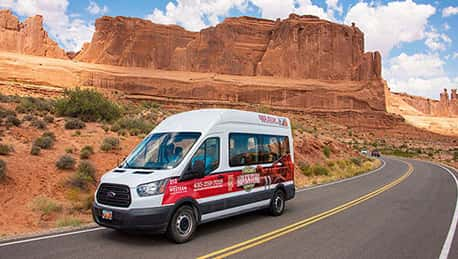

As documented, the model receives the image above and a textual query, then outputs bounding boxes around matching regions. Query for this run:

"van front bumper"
[92,203,173,234]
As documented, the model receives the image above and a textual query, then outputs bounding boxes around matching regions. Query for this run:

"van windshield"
[123,132,201,170]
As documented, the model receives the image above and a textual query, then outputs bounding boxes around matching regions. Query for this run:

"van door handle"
[217,175,224,179]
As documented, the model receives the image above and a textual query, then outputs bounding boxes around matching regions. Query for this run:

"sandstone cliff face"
[0,9,67,59]
[77,14,381,81]
[389,89,458,118]
[76,16,196,68]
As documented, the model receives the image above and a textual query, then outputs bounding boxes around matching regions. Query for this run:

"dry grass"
[30,196,62,216]
[299,157,381,186]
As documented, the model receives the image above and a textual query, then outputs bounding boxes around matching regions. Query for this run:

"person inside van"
[165,143,182,165]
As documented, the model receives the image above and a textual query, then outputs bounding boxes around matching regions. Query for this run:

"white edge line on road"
[296,158,387,193]
[434,163,458,259]
[0,158,388,247]
[0,227,105,248]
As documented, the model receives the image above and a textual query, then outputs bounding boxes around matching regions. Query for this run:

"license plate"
[102,209,113,220]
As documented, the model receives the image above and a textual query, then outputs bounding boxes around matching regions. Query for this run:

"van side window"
[229,133,289,167]
[278,136,290,156]
[190,137,220,175]
[229,133,259,166]
[259,135,280,163]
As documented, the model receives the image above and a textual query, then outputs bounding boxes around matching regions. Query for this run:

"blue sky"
[1,0,457,99]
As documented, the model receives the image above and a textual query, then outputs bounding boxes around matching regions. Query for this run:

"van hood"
[100,168,179,188]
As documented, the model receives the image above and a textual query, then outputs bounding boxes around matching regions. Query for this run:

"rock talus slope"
[0,9,67,59]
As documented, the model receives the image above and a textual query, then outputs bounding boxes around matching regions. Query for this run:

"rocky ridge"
[76,14,381,81]
[0,9,66,59]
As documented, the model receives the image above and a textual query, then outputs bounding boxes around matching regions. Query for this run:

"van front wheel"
[269,190,285,216]
[166,205,197,243]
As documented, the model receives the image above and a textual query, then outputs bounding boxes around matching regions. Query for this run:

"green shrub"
[56,216,82,227]
[42,131,56,141]
[30,196,62,215]
[68,161,96,190]
[65,147,74,154]
[298,161,312,176]
[16,97,54,114]
[0,159,5,180]
[30,145,41,156]
[312,165,329,176]
[100,137,120,152]
[80,145,94,159]
[77,160,96,182]
[351,157,362,166]
[5,115,21,127]
[0,144,13,155]
[44,115,54,123]
[454,151,458,161]
[22,114,35,121]
[34,136,54,149]
[111,117,154,136]
[323,145,331,158]
[0,94,20,103]
[31,118,47,130]
[55,88,121,122]
[56,155,76,170]
[0,107,16,118]
[64,118,86,130]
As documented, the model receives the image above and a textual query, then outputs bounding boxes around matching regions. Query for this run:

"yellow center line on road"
[197,161,414,259]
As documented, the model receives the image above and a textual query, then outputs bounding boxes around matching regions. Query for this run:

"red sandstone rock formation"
[77,14,381,81]
[76,16,196,68]
[0,9,67,59]
[390,89,458,118]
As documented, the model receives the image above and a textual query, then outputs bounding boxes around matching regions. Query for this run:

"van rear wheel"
[166,205,197,243]
[269,190,285,216]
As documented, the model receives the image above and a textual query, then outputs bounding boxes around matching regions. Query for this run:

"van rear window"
[229,133,289,167]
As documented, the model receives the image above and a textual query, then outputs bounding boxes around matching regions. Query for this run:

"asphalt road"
[0,157,457,259]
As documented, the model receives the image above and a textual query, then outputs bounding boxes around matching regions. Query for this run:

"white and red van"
[92,109,295,243]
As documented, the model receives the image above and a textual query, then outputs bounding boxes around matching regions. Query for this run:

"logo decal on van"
[258,115,288,127]
[237,167,260,191]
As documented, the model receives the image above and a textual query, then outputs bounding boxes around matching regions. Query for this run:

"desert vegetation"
[55,88,121,122]
[56,155,76,170]
[0,87,455,237]
[100,137,120,152]
[298,157,381,185]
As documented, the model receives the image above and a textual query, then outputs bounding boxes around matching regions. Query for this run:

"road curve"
[0,157,457,259]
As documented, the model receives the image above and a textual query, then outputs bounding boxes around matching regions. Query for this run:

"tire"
[269,189,285,216]
[166,205,197,243]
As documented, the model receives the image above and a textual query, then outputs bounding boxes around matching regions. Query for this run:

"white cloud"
[146,0,331,31]
[384,53,456,98]
[146,0,249,31]
[87,1,108,15]
[344,0,435,57]
[0,0,94,51]
[453,52,458,60]
[326,0,342,16]
[442,6,458,17]
[424,28,451,51]
[251,0,329,20]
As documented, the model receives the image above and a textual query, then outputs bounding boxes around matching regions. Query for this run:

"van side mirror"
[180,160,205,181]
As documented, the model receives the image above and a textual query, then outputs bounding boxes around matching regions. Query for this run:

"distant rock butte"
[76,14,381,81]
[0,9,67,59]
[388,89,458,118]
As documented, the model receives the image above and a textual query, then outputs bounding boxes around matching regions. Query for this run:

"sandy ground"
[0,117,140,236]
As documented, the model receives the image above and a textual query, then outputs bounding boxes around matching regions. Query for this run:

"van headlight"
[137,179,168,197]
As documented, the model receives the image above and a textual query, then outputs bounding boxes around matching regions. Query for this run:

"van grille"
[96,183,131,208]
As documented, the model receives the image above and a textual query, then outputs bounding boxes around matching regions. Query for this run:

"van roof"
[152,109,291,134]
